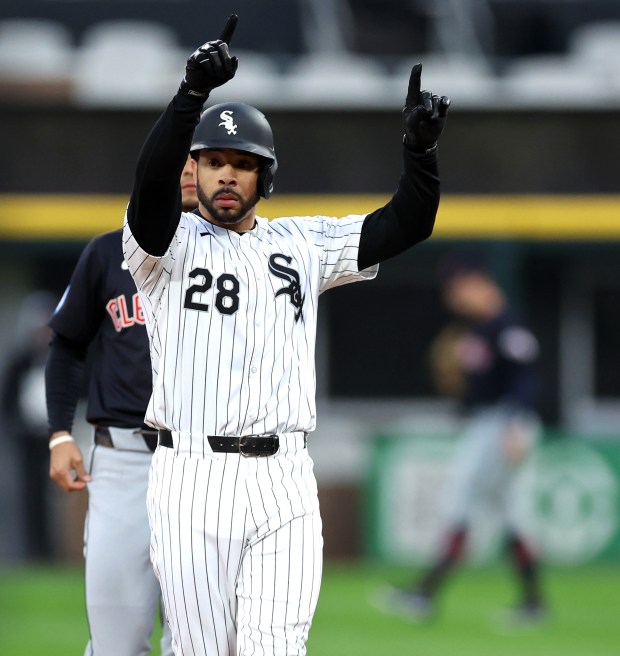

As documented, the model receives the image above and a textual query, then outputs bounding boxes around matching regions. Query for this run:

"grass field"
[0,561,618,655]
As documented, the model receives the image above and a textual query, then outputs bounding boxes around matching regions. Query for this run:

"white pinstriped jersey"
[122,211,377,442]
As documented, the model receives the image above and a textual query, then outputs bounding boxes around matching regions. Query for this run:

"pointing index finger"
[405,63,422,109]
[220,14,238,45]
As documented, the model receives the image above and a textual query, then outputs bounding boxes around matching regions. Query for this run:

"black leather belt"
[95,426,159,453]
[158,429,280,457]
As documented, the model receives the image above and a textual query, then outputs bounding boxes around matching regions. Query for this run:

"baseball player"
[45,156,198,656]
[123,14,449,655]
[379,254,547,625]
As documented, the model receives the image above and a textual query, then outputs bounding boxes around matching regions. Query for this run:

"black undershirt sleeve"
[45,333,88,435]
[358,145,440,270]
[127,91,205,256]
[128,90,439,264]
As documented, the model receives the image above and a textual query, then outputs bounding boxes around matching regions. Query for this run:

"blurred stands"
[391,54,497,109]
[3,0,620,568]
[209,50,283,107]
[280,52,390,108]
[0,18,74,103]
[72,20,183,107]
[2,1,620,108]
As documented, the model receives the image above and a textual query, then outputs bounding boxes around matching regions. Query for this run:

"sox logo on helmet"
[191,102,278,198]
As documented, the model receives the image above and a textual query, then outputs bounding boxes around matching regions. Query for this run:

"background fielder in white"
[123,14,449,656]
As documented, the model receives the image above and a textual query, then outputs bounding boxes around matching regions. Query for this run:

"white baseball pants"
[147,432,323,656]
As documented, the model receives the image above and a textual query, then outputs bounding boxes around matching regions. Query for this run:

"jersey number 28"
[183,267,240,315]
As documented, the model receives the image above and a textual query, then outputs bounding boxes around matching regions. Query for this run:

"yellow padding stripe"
[1,194,619,240]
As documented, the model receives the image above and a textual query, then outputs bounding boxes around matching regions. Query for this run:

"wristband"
[49,435,75,450]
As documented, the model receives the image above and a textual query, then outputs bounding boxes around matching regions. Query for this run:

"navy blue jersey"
[49,229,152,428]
[460,308,539,412]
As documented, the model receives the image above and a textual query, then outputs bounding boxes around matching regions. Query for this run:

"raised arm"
[126,15,239,255]
[358,63,450,270]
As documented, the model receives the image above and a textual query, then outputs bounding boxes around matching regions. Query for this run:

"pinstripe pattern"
[124,210,375,654]
[122,212,377,444]
[147,435,322,655]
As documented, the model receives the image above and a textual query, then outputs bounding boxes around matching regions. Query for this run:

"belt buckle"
[238,435,255,457]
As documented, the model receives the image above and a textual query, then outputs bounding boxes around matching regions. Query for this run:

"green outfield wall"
[365,430,620,565]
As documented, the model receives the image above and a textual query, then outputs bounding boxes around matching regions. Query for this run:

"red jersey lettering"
[106,293,146,332]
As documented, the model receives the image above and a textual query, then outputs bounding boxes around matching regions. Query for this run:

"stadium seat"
[207,50,284,109]
[568,20,620,67]
[0,19,74,102]
[280,52,392,108]
[72,20,182,107]
[566,20,620,96]
[501,54,612,107]
[391,55,497,108]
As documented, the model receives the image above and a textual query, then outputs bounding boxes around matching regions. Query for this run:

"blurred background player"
[0,291,57,560]
[44,155,197,656]
[380,253,547,625]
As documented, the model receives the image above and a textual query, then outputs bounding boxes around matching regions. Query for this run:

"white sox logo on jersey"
[218,110,237,135]
[268,253,305,322]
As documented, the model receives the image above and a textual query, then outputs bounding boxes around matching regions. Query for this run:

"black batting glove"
[402,63,451,154]
[180,14,239,98]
